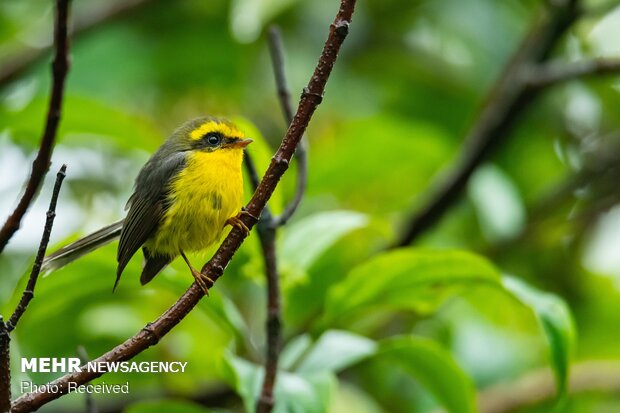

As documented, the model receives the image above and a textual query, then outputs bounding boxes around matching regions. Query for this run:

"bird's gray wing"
[115,151,187,289]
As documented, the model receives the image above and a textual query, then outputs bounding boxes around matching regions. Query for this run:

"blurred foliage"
[1,0,620,412]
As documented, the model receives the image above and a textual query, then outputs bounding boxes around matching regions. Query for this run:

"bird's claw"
[190,267,212,296]
[226,211,252,235]
[239,207,258,221]
[181,251,212,295]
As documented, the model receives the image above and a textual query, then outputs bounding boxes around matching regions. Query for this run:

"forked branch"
[394,0,582,247]
[11,1,356,411]
[7,165,67,332]
[0,165,67,411]
[253,25,307,413]
[268,26,309,228]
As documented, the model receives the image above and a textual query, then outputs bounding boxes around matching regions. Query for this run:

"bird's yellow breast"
[148,148,244,255]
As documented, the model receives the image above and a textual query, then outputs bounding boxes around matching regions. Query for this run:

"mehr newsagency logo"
[20,357,188,395]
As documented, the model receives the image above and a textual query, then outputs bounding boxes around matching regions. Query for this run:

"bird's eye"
[205,133,221,146]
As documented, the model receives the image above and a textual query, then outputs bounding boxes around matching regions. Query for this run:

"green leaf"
[279,210,368,279]
[502,276,576,396]
[230,0,301,43]
[221,353,336,413]
[274,371,335,413]
[379,336,477,413]
[308,117,452,215]
[124,399,221,413]
[297,330,377,375]
[221,354,262,413]
[280,334,312,371]
[322,248,500,326]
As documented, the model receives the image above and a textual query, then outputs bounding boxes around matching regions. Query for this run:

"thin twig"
[526,58,620,89]
[0,165,66,410]
[245,153,263,192]
[268,26,295,124]
[251,25,312,413]
[268,26,309,228]
[255,223,280,413]
[11,1,356,411]
[0,0,150,87]
[485,141,620,257]
[393,1,580,247]
[7,165,67,332]
[77,346,98,413]
[584,0,620,18]
[245,152,281,413]
[253,25,311,412]
[0,0,72,254]
[479,361,620,413]
[0,317,10,413]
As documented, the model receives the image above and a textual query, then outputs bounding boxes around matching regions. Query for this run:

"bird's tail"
[41,220,124,275]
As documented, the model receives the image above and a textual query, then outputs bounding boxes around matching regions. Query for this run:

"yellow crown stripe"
[189,121,242,141]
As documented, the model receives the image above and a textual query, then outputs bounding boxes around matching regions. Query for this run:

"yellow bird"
[42,117,252,293]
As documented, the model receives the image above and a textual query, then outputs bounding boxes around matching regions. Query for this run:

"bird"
[41,116,253,293]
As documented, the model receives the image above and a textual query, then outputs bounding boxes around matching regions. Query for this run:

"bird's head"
[171,117,253,153]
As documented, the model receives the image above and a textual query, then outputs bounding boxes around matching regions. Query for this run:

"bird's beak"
[232,138,253,148]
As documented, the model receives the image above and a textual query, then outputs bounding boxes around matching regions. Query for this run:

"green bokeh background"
[1,0,620,412]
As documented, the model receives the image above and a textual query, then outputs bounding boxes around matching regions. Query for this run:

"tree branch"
[393,1,581,247]
[0,0,150,88]
[584,0,620,18]
[0,164,66,411]
[479,361,620,413]
[268,26,309,228]
[268,26,295,124]
[251,25,309,413]
[7,165,67,332]
[0,317,10,413]
[254,209,280,413]
[10,1,356,411]
[0,0,72,254]
[526,57,620,89]
[76,346,98,413]
[485,136,620,257]
[244,154,282,413]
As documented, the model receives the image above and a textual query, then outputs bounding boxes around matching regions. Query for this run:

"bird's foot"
[190,267,213,296]
[226,209,254,235]
[180,250,212,295]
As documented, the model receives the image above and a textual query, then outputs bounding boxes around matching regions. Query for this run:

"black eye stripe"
[192,132,242,150]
